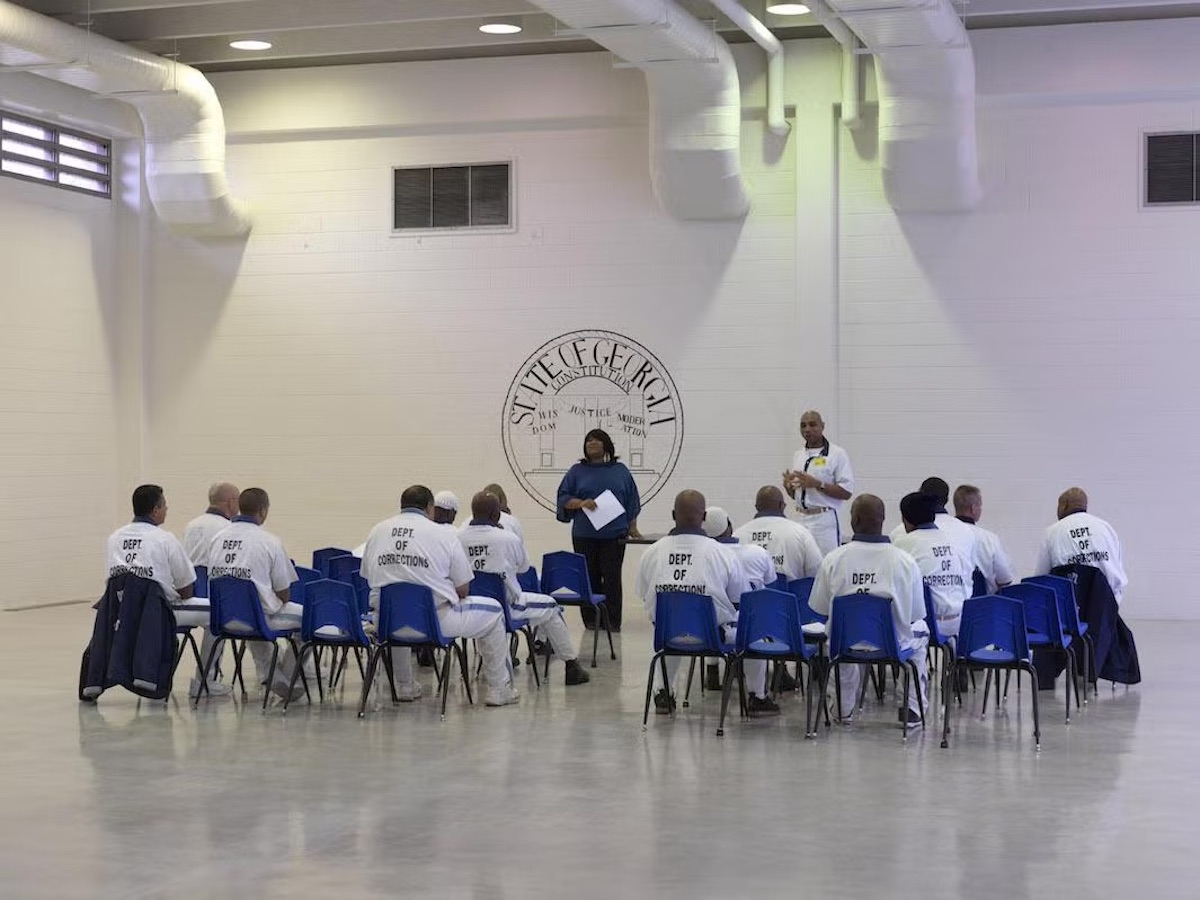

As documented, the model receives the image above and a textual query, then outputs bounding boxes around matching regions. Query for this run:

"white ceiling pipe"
[807,0,862,130]
[0,0,250,237]
[707,0,789,136]
[528,0,749,220]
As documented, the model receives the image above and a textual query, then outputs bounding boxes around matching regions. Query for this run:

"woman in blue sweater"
[556,429,642,631]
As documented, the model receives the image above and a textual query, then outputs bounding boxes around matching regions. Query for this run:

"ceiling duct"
[528,0,749,220]
[0,0,250,237]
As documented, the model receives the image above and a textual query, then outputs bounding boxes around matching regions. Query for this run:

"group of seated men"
[633,477,1127,728]
[104,481,592,706]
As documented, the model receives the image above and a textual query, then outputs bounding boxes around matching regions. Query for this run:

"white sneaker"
[395,681,423,702]
[190,678,232,699]
[485,684,521,707]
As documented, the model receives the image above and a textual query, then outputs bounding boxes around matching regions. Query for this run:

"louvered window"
[393,162,512,231]
[1,110,111,198]
[1146,133,1199,205]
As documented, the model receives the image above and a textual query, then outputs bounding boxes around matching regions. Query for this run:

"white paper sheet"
[583,489,625,531]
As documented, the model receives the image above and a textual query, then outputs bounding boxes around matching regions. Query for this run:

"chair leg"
[833,661,843,722]
[802,659,815,738]
[982,670,993,719]
[736,659,747,718]
[440,644,454,719]
[524,630,541,689]
[1064,648,1075,725]
[911,660,925,729]
[941,660,955,749]
[716,656,738,737]
[262,642,281,712]
[1068,646,1081,709]
[901,666,911,743]
[591,606,600,668]
[232,642,249,696]
[192,636,226,708]
[282,643,314,713]
[287,637,311,703]
[602,604,616,661]
[683,657,697,708]
[1024,662,1041,751]
[382,649,399,703]
[357,646,383,718]
[455,643,474,706]
[1002,669,1012,702]
[642,652,662,729]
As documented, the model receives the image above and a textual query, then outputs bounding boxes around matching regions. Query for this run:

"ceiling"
[6,0,1200,72]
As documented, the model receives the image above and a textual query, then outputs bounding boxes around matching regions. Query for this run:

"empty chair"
[1024,574,1093,700]
[281,578,371,712]
[327,554,361,584]
[541,551,616,668]
[1000,582,1078,723]
[642,591,736,728]
[471,571,540,689]
[312,547,352,577]
[923,584,956,703]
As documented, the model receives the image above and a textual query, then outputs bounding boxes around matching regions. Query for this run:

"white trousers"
[834,634,929,717]
[649,621,768,698]
[389,597,511,689]
[172,599,222,681]
[795,508,841,555]
[245,602,308,685]
[512,592,578,661]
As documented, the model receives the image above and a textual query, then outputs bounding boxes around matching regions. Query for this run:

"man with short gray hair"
[183,482,239,564]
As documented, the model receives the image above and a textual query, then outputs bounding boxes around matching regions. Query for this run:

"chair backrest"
[208,576,271,638]
[972,568,988,597]
[999,582,1066,646]
[301,579,370,644]
[922,583,947,646]
[540,551,596,604]
[327,554,361,584]
[377,582,449,647]
[470,571,514,631]
[957,594,1031,664]
[828,593,902,662]
[736,588,812,660]
[193,564,209,599]
[294,565,321,584]
[785,577,824,626]
[653,591,726,654]
[516,566,539,594]
[312,547,352,577]
[349,571,370,617]
[1023,575,1083,635]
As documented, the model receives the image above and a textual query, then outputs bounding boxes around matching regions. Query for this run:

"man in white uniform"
[1035,487,1128,603]
[362,485,519,707]
[483,483,526,547]
[458,491,590,686]
[182,482,239,564]
[892,493,969,638]
[433,491,459,527]
[891,477,981,581]
[809,494,928,728]
[783,410,854,554]
[952,484,1014,594]
[205,488,308,700]
[733,486,823,582]
[105,484,222,698]
[636,491,778,717]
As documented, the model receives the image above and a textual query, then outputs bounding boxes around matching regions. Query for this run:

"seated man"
[205,487,307,700]
[362,484,519,707]
[732,486,823,582]
[953,484,1014,594]
[1035,487,1127,603]
[458,491,590,686]
[433,491,460,527]
[104,484,226,698]
[892,477,979,581]
[892,492,969,638]
[182,482,239,564]
[483,482,525,545]
[703,507,776,591]
[635,490,778,717]
[809,494,928,728]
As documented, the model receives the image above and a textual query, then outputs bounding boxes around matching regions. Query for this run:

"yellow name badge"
[813,458,827,467]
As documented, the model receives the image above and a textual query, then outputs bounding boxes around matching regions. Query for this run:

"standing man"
[783,410,854,554]
[1035,487,1128,603]
[892,493,969,638]
[953,484,1014,594]
[182,482,239,564]
[433,491,460,527]
[362,484,519,707]
[808,494,928,728]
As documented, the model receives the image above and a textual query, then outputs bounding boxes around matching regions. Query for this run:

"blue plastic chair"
[359,583,473,719]
[517,567,539,594]
[294,565,321,584]
[720,588,820,738]
[281,579,371,711]
[827,593,925,740]
[1024,574,1093,701]
[471,571,540,689]
[196,576,310,711]
[312,547,352,577]
[642,591,736,728]
[541,551,616,668]
[193,565,210,598]
[941,595,1040,751]
[1000,582,1078,723]
[923,583,957,703]
[327,554,361,583]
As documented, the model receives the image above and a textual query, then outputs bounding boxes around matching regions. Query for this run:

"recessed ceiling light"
[229,39,273,51]
[479,22,522,35]
[766,3,811,14]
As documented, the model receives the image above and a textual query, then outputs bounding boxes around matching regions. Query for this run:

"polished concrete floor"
[0,604,1194,900]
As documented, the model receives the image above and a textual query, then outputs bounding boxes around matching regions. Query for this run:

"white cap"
[703,506,730,538]
[433,491,459,512]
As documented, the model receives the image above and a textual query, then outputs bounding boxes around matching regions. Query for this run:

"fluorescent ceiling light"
[479,22,522,35]
[229,39,272,51]
[766,3,811,14]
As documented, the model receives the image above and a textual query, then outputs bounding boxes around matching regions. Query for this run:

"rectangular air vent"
[1146,133,1199,205]
[393,162,511,231]
[1,110,111,198]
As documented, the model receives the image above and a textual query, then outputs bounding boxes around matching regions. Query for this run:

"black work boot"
[704,663,721,691]
[565,659,591,685]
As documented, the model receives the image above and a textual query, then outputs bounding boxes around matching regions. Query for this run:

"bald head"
[482,483,509,510]
[208,482,239,518]
[755,485,787,515]
[850,494,886,536]
[673,490,707,531]
[800,410,826,448]
[1057,487,1088,520]
[471,491,502,524]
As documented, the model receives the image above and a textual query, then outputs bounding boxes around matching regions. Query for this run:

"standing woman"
[556,429,642,631]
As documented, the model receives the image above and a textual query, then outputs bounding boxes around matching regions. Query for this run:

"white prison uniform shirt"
[182,511,231,566]
[808,538,926,647]
[970,523,1015,593]
[791,442,854,513]
[105,520,196,603]
[890,512,980,576]
[732,514,823,581]
[457,522,528,603]
[636,532,749,626]
[362,509,472,610]
[893,524,969,636]
[499,511,525,546]
[1035,511,1127,603]
[205,519,297,615]
[717,538,776,591]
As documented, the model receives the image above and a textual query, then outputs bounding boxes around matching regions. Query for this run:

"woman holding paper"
[556,429,642,631]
